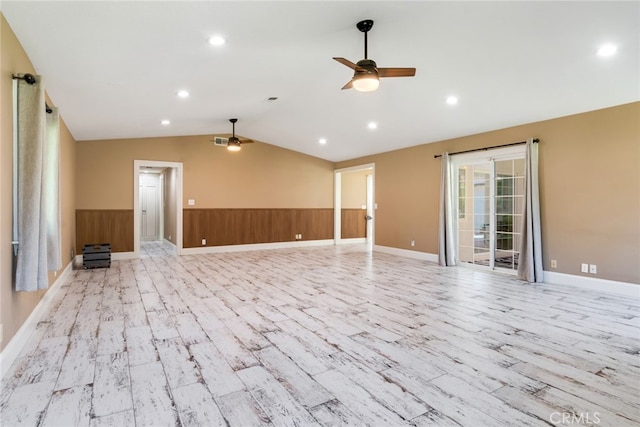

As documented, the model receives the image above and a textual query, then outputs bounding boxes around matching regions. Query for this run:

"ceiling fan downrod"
[230,118,237,137]
[357,19,374,59]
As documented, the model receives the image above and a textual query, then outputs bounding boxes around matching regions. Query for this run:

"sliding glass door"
[454,148,525,273]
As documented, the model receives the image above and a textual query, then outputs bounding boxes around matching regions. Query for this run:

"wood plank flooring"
[1,241,638,426]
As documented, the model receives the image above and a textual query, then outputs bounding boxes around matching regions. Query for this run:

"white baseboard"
[0,260,73,379]
[336,238,367,245]
[374,245,439,263]
[112,251,136,260]
[544,271,640,298]
[181,239,335,255]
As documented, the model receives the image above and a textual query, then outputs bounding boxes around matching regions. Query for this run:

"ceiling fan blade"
[333,57,364,71]
[239,139,254,144]
[378,67,416,78]
[341,80,354,90]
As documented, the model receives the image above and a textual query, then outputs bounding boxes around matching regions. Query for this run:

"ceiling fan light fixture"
[227,142,241,152]
[352,73,380,92]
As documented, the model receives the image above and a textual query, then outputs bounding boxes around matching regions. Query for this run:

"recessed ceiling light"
[177,90,190,98]
[208,35,226,46]
[597,43,617,57]
[161,119,170,126]
[446,95,458,105]
[319,138,327,145]
[368,122,378,130]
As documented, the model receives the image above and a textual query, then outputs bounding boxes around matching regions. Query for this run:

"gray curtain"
[517,138,543,282]
[15,75,49,291]
[438,152,456,266]
[46,107,62,271]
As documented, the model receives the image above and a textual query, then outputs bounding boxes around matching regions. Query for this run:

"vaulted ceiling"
[2,1,638,162]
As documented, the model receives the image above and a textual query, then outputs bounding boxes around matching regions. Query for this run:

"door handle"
[365,215,372,220]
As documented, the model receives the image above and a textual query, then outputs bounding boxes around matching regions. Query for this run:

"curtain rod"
[12,73,53,113]
[434,138,539,158]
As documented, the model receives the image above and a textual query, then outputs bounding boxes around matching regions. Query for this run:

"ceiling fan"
[211,118,254,152]
[333,19,416,92]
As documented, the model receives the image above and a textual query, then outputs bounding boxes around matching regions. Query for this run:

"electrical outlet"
[550,259,557,268]
[299,234,302,240]
[581,263,589,273]
[201,238,206,246]
[589,264,597,274]
[410,240,415,247]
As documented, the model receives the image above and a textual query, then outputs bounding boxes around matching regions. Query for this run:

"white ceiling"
[2,1,638,162]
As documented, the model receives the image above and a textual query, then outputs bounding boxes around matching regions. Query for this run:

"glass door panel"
[493,159,525,271]
[456,155,525,273]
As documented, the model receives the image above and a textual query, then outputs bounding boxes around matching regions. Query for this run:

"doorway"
[453,146,525,272]
[140,172,162,241]
[334,164,375,248]
[133,160,184,257]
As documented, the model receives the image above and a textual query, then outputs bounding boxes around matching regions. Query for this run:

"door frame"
[133,160,184,257]
[451,145,525,273]
[334,163,375,246]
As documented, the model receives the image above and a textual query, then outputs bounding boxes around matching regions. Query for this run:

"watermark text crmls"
[550,412,601,425]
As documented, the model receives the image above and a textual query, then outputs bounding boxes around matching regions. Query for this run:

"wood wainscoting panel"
[341,209,367,239]
[183,209,208,248]
[262,209,298,243]
[297,209,334,241]
[183,208,334,248]
[214,209,253,246]
[76,210,134,253]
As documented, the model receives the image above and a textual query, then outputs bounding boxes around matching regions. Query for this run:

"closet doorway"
[133,160,184,257]
[139,171,162,241]
[334,163,375,248]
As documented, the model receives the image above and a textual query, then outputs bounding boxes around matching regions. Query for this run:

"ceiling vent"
[212,136,228,146]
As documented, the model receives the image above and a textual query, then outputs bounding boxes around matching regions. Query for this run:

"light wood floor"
[1,242,638,426]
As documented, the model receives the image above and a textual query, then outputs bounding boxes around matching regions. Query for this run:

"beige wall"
[76,135,334,209]
[341,169,368,209]
[0,14,76,350]
[337,102,640,285]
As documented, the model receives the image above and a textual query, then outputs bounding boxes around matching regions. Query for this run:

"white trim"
[1,261,73,379]
[112,252,137,260]
[374,245,439,263]
[336,238,367,245]
[544,271,640,298]
[334,172,342,243]
[164,238,177,248]
[181,239,334,255]
[334,163,375,246]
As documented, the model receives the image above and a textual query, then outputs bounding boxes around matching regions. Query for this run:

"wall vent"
[212,136,228,146]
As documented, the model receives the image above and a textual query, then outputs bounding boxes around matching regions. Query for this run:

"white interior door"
[140,173,160,241]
